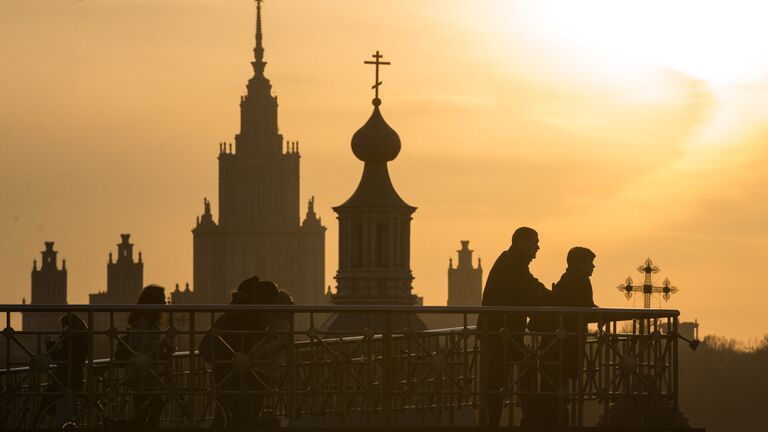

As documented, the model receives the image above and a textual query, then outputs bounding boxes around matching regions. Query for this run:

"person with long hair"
[47,313,89,392]
[119,284,174,428]
[40,313,90,419]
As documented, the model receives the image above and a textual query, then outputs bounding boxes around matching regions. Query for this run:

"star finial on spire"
[364,50,391,106]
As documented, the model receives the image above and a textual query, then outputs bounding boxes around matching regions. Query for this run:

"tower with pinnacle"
[193,0,326,304]
[447,240,482,306]
[89,233,144,306]
[323,52,424,331]
[23,242,67,331]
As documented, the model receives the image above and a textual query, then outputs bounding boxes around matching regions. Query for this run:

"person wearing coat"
[479,227,551,427]
[200,276,278,430]
[529,247,597,427]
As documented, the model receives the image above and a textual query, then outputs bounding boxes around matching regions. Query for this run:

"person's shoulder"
[487,250,508,269]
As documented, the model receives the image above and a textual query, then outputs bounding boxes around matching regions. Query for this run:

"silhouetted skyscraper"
[448,241,482,306]
[193,1,325,304]
[23,242,67,331]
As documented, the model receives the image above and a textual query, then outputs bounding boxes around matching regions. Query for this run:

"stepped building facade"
[89,234,144,306]
[22,242,67,332]
[447,240,482,307]
[193,1,326,304]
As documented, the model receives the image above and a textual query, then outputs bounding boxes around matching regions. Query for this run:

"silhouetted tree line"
[679,334,768,432]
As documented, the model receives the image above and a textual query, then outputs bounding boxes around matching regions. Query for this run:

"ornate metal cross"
[617,257,678,308]
[364,50,391,100]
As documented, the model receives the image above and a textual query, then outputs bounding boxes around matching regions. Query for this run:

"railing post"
[672,316,680,426]
[382,312,392,428]
[576,313,585,427]
[5,312,10,392]
[287,308,296,427]
[86,310,95,426]
[188,309,196,424]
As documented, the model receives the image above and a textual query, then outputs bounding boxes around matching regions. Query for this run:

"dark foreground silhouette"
[479,226,599,427]
[677,335,768,432]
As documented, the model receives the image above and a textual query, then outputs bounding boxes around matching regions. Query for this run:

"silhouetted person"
[258,290,295,379]
[530,246,597,426]
[41,314,89,413]
[117,284,174,428]
[255,288,294,427]
[201,276,278,430]
[479,227,550,427]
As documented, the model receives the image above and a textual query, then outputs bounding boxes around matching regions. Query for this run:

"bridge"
[1,305,699,430]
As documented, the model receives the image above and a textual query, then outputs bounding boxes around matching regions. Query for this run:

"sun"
[493,0,768,87]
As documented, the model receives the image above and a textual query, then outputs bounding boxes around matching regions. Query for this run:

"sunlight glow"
[502,0,768,86]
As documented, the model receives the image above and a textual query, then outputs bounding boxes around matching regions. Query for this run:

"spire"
[252,0,266,75]
[302,195,324,229]
[196,197,218,230]
[307,196,316,218]
[204,197,212,217]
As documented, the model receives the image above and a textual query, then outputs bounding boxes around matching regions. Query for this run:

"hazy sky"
[2,0,768,341]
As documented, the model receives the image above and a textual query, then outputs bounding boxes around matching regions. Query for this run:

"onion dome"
[351,99,401,163]
[337,98,413,209]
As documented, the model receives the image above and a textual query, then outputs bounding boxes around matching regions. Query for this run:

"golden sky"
[2,0,768,341]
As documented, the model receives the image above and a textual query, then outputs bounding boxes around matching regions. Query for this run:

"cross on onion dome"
[617,257,678,308]
[364,50,391,105]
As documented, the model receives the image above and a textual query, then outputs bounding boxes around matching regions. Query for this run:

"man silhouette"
[530,246,597,426]
[479,227,550,427]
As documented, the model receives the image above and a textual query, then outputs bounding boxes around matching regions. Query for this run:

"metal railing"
[0,305,681,429]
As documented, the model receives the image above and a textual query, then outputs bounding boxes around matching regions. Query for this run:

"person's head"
[136,284,166,305]
[566,247,596,277]
[275,290,295,305]
[130,284,166,328]
[251,281,280,305]
[232,275,260,304]
[511,227,540,262]
[59,313,87,331]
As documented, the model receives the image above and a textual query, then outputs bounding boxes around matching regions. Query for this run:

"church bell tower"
[323,52,425,332]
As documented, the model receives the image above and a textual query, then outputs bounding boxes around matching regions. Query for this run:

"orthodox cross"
[364,50,391,101]
[617,257,678,308]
